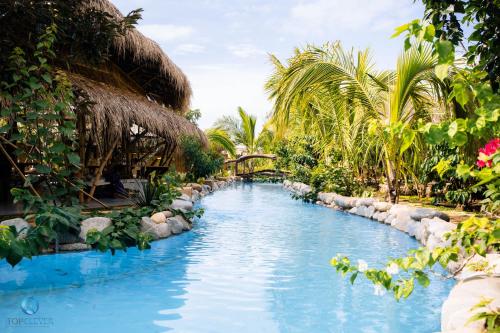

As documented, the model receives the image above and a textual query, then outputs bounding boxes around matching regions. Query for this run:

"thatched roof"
[80,0,192,113]
[69,73,206,152]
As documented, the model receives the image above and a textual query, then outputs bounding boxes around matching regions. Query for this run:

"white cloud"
[288,0,413,34]
[137,24,194,43]
[174,43,206,55]
[227,44,266,58]
[183,64,272,130]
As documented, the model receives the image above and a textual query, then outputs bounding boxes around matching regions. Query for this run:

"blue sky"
[112,0,425,129]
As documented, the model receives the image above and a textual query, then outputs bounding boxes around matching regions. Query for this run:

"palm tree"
[266,42,449,202]
[214,107,261,155]
[205,128,236,157]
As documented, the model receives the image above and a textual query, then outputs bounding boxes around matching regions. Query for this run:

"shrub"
[310,164,362,196]
[180,135,224,181]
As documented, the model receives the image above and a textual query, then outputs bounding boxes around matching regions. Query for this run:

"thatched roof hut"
[80,0,192,113]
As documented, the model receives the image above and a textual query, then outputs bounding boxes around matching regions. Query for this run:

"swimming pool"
[0,183,454,332]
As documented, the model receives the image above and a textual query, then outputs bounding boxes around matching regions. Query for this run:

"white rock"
[318,192,337,204]
[373,201,392,212]
[151,212,167,224]
[349,207,358,214]
[167,217,184,234]
[356,198,375,207]
[391,216,416,233]
[427,217,456,241]
[334,196,358,209]
[410,208,450,222]
[170,199,193,211]
[441,277,500,332]
[140,217,170,240]
[456,254,500,280]
[1,218,30,239]
[79,217,112,240]
[377,212,388,223]
[373,211,380,220]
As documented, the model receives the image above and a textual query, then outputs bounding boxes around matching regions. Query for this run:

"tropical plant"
[266,42,451,202]
[180,135,224,181]
[214,107,267,155]
[205,128,236,157]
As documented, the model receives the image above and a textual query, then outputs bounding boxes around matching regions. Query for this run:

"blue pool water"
[0,183,454,332]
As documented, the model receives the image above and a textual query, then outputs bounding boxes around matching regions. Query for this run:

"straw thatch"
[69,73,206,153]
[80,0,192,113]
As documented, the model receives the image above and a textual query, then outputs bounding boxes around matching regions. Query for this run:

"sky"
[112,0,425,130]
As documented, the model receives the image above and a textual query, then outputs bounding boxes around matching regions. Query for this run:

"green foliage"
[205,128,236,157]
[86,207,154,254]
[332,216,499,300]
[180,135,224,182]
[466,298,500,332]
[185,109,202,125]
[132,171,181,211]
[274,135,320,184]
[310,164,361,196]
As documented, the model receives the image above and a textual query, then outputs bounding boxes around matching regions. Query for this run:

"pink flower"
[476,138,499,168]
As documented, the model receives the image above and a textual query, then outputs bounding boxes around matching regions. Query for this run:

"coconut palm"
[214,107,262,155]
[266,42,449,202]
[205,128,236,157]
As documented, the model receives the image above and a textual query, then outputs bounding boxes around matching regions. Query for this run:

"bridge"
[224,154,288,179]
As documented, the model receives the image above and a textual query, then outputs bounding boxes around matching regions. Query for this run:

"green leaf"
[67,153,80,166]
[35,164,51,174]
[391,23,410,38]
[423,25,435,42]
[400,129,415,154]
[436,40,454,64]
[350,272,358,285]
[435,64,449,81]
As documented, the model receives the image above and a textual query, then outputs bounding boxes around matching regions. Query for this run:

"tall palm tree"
[266,42,449,202]
[214,107,261,155]
[205,128,236,157]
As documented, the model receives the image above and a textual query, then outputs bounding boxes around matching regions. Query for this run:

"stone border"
[1,178,236,253]
[283,180,499,333]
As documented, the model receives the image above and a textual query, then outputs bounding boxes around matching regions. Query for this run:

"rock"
[151,212,167,224]
[414,222,429,243]
[373,201,392,212]
[456,254,500,280]
[427,217,456,240]
[384,214,395,225]
[410,208,450,222]
[187,183,203,192]
[140,217,171,240]
[178,193,192,202]
[161,210,174,219]
[356,198,376,207]
[1,218,30,239]
[79,217,112,240]
[59,243,91,251]
[348,207,358,214]
[318,192,337,205]
[173,215,191,231]
[202,184,211,193]
[170,199,193,211]
[192,190,200,201]
[181,187,193,198]
[334,196,358,209]
[391,216,416,233]
[166,217,184,234]
[363,206,375,219]
[377,212,388,223]
[441,277,500,332]
[373,211,380,221]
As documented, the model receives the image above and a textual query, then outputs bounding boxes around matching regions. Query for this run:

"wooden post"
[87,139,118,201]
[0,142,41,198]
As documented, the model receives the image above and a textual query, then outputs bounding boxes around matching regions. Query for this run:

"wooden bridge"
[224,154,288,179]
